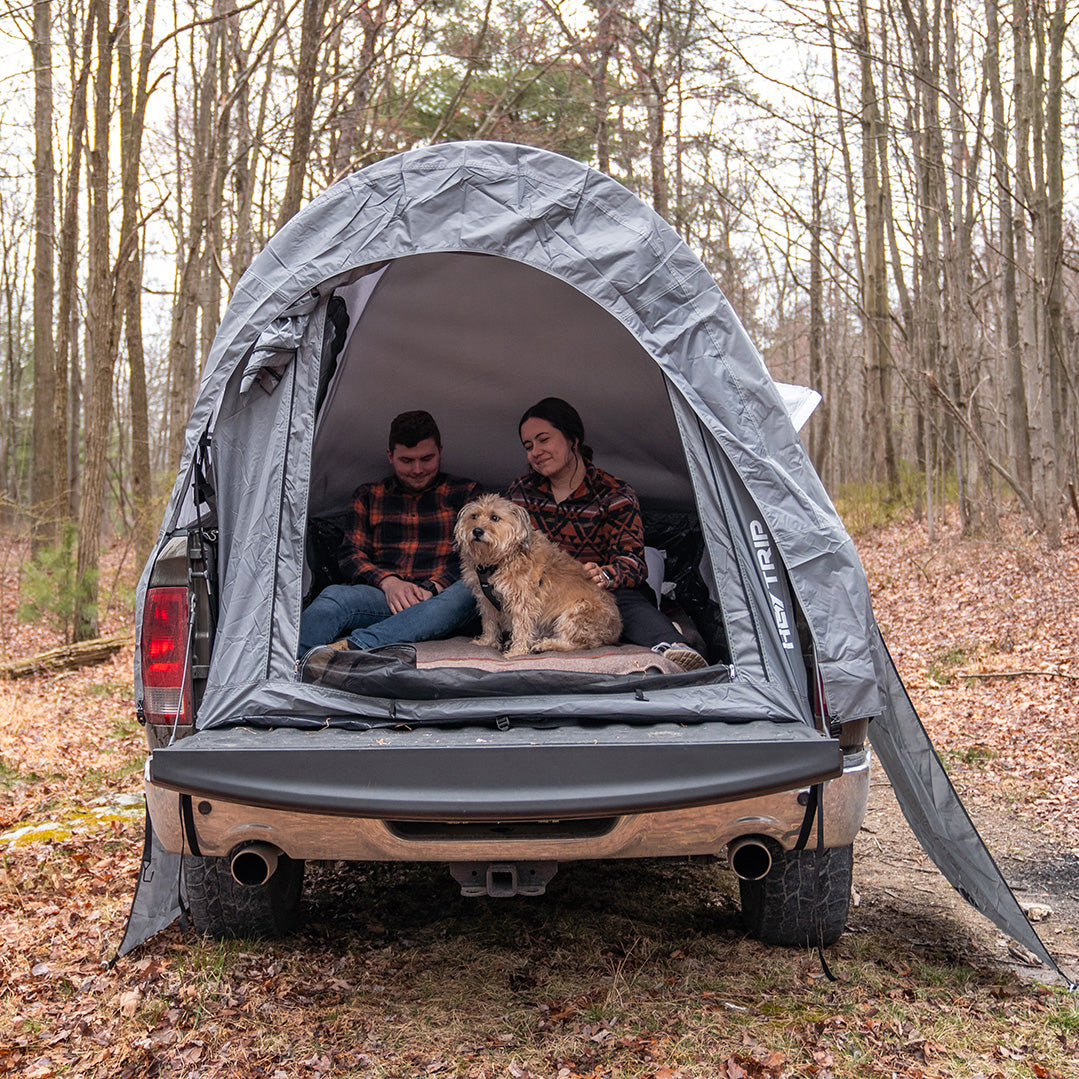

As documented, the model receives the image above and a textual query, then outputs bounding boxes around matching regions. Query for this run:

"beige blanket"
[412,637,682,676]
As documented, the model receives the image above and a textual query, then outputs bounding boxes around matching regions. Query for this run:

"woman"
[505,397,707,672]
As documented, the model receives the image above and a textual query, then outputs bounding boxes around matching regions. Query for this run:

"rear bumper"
[145,721,870,861]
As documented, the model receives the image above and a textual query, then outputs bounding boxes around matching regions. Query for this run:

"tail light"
[140,586,192,726]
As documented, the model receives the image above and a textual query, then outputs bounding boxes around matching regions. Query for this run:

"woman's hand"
[583,562,612,589]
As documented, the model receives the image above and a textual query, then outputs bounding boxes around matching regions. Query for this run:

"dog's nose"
[472,527,485,540]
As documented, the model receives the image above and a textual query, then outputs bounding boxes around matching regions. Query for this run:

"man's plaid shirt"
[338,473,482,590]
[505,464,647,589]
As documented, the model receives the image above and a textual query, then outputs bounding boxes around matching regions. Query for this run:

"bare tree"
[807,128,830,478]
[75,0,114,640]
[0,190,31,511]
[31,0,59,548]
[985,0,1032,503]
[164,0,226,469]
[277,0,326,228]
[117,0,158,567]
[855,0,897,491]
[1010,0,1058,542]
[55,0,96,523]
[1043,0,1069,521]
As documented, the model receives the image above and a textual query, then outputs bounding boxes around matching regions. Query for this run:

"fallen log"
[0,634,133,680]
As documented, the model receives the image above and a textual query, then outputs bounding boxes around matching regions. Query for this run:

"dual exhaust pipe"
[727,837,773,882]
[229,842,282,887]
[228,837,774,887]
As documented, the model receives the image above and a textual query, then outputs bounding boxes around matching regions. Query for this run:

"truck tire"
[739,843,852,947]
[183,853,304,939]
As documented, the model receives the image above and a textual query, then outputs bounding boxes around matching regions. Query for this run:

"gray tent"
[124,141,1065,979]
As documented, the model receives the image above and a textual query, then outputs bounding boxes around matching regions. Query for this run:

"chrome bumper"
[145,747,870,863]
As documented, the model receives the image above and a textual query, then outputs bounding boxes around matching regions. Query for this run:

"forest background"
[0,0,1075,642]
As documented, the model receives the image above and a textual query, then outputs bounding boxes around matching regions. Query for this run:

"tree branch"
[924,372,1041,524]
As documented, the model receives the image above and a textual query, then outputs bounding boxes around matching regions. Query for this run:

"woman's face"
[520,417,576,479]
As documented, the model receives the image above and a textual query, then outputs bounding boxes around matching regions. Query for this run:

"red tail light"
[141,586,192,725]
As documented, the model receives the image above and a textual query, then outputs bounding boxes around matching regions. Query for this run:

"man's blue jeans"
[298,579,476,655]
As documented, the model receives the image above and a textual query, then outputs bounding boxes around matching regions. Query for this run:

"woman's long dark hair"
[518,397,594,462]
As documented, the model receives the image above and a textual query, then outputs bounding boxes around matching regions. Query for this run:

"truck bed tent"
[124,141,1065,980]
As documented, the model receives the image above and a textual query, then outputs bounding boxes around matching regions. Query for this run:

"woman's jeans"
[612,585,685,649]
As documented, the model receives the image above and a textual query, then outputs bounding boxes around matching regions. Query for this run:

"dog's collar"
[474,565,502,612]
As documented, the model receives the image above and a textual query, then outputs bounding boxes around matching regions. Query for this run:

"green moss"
[927,645,970,684]
[0,757,22,790]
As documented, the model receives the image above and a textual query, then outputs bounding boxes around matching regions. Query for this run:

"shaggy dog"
[455,494,622,656]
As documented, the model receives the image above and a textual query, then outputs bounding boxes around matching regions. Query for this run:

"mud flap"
[112,804,187,961]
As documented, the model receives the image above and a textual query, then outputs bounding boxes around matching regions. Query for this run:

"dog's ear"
[510,503,532,551]
[454,501,476,549]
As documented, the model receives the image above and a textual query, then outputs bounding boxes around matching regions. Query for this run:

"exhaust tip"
[728,838,773,882]
[230,842,281,887]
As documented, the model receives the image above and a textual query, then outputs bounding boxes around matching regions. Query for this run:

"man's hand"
[381,576,430,613]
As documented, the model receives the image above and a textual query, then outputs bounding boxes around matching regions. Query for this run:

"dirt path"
[853,771,1079,984]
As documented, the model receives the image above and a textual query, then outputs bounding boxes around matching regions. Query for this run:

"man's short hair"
[388,410,441,451]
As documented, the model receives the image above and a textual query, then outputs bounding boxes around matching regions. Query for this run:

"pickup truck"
[139,528,870,947]
[132,143,881,955]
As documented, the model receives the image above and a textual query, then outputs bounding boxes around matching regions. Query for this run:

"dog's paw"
[529,637,574,654]
[471,635,500,649]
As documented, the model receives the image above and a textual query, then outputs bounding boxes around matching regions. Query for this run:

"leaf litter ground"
[1,517,1077,1078]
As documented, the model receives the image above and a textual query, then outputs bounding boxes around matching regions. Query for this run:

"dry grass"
[4,840,1077,1077]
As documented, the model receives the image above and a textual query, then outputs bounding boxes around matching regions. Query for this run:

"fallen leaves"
[1,519,1078,1078]
[858,512,1079,847]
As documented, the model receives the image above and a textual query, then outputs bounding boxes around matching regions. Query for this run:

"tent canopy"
[144,140,883,731]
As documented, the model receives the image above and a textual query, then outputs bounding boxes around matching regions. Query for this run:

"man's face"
[388,437,442,492]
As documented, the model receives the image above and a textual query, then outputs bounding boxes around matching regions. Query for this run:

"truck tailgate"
[149,721,843,820]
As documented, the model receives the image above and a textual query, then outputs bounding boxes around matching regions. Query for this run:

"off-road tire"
[739,843,853,947]
[183,853,304,939]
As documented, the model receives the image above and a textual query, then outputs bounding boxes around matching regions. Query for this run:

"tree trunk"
[856,0,897,492]
[75,0,116,642]
[1043,0,1067,531]
[1012,0,1055,541]
[824,0,865,294]
[55,12,96,529]
[0,634,132,680]
[807,136,830,480]
[902,0,949,517]
[985,0,1032,503]
[31,0,58,550]
[592,0,616,175]
[946,0,998,535]
[230,22,256,287]
[0,227,27,509]
[118,0,157,569]
[276,0,325,229]
[200,14,231,369]
[165,4,221,470]
[329,0,387,180]
[231,51,276,288]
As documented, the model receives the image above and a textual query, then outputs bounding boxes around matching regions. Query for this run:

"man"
[299,410,481,655]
